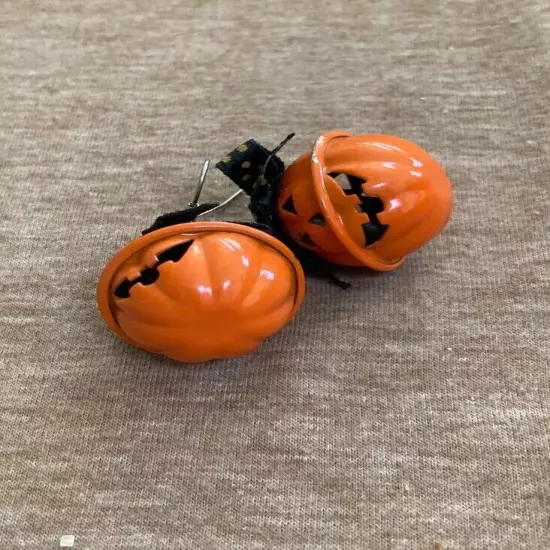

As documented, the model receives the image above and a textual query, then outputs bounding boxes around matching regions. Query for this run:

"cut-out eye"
[282,196,297,214]
[309,213,326,226]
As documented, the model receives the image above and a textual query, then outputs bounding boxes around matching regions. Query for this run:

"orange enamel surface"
[97,222,306,363]
[277,131,453,270]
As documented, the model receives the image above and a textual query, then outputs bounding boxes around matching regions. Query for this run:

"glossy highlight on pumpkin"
[97,222,306,363]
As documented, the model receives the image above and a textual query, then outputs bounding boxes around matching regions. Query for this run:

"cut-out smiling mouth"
[114,240,194,299]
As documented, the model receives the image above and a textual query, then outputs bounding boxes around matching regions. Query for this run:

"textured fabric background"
[1,1,549,549]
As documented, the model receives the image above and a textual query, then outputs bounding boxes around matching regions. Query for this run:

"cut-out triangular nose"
[282,195,297,214]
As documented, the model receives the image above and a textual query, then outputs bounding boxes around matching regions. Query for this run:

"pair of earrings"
[97,131,453,363]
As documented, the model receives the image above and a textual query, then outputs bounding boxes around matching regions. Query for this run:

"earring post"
[188,160,210,207]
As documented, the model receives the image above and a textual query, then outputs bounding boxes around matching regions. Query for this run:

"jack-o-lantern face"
[277,131,453,270]
[97,222,305,363]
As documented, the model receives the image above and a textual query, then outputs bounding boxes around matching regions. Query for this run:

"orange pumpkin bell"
[97,222,305,363]
[277,131,453,270]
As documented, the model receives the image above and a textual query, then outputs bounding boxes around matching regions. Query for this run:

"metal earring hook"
[195,189,243,219]
[142,160,243,236]
[189,160,210,207]
[188,159,244,219]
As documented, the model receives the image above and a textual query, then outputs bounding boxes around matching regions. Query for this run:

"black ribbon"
[142,203,218,235]
[216,135,350,289]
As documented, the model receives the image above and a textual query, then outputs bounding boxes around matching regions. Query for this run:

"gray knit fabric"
[1,1,549,549]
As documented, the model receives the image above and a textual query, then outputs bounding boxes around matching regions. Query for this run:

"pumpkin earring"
[218,131,453,273]
[97,162,305,363]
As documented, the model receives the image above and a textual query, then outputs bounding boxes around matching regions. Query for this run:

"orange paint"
[278,131,453,270]
[97,222,305,363]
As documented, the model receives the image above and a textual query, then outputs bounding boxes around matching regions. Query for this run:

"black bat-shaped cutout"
[114,240,194,299]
